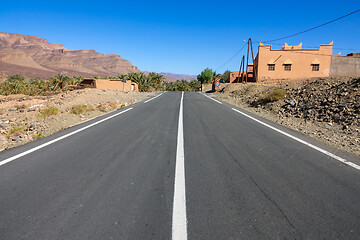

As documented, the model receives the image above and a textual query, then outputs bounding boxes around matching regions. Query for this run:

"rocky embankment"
[215,77,360,157]
[281,78,359,128]
[0,89,150,151]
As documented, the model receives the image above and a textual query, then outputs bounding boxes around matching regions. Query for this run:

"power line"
[215,42,247,71]
[262,9,360,43]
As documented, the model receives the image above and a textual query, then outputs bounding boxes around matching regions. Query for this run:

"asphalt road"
[0,91,359,239]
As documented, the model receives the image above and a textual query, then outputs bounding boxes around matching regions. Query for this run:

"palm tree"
[51,73,70,90]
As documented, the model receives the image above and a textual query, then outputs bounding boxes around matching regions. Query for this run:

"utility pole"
[245,38,256,83]
[245,39,250,83]
[237,55,245,83]
[249,38,257,82]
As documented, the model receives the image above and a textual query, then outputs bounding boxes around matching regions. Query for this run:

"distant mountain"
[160,72,197,82]
[0,32,140,79]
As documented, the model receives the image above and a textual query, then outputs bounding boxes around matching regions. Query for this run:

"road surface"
[0,91,359,239]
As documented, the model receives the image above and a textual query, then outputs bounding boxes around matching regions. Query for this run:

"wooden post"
[249,38,256,82]
[237,55,244,83]
[245,39,250,83]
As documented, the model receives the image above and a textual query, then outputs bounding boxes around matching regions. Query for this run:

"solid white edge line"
[144,92,164,103]
[201,93,222,104]
[0,108,133,167]
[172,91,188,240]
[232,108,360,170]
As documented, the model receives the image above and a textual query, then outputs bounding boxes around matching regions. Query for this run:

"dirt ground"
[0,89,151,151]
[213,77,360,157]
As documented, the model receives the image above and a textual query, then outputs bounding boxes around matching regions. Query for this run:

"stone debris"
[216,77,360,157]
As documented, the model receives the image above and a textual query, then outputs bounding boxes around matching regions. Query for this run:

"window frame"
[312,64,320,71]
[268,64,275,71]
[284,64,292,71]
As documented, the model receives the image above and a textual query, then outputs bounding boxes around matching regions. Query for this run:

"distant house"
[254,42,334,81]
[229,64,255,83]
[80,78,138,91]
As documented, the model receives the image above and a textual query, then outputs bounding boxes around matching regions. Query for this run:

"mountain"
[0,32,140,79]
[159,72,197,82]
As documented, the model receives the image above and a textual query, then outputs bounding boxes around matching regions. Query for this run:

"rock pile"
[280,77,360,128]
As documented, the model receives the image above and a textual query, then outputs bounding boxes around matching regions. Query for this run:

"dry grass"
[261,88,287,102]
[38,107,59,119]
[32,131,45,140]
[70,104,94,115]
[7,124,26,138]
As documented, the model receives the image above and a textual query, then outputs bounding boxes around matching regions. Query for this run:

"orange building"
[254,42,334,81]
[229,64,254,83]
[80,78,138,91]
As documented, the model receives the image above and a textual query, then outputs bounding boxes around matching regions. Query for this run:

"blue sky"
[0,0,359,75]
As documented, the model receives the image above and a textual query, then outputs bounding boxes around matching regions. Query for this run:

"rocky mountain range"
[0,32,140,79]
[160,72,197,82]
[144,71,197,82]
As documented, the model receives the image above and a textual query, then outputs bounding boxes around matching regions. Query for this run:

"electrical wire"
[215,42,247,71]
[262,9,360,43]
[253,40,360,51]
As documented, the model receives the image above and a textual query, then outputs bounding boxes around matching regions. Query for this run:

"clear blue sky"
[1,0,359,75]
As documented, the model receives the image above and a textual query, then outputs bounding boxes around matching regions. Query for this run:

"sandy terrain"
[0,89,151,151]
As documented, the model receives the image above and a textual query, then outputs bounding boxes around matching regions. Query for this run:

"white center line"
[201,93,222,104]
[0,108,133,167]
[172,91,188,240]
[232,108,360,170]
[144,92,164,103]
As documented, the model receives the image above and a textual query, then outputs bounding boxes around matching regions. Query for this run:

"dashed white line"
[172,91,188,240]
[144,92,164,103]
[201,93,222,104]
[232,108,360,170]
[0,108,133,167]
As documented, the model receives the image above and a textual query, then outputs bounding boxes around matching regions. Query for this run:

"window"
[312,64,319,71]
[268,64,275,71]
[284,64,292,71]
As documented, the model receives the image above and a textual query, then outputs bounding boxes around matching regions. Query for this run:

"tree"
[51,73,70,90]
[148,72,165,89]
[221,70,231,83]
[197,68,214,84]
[127,72,150,92]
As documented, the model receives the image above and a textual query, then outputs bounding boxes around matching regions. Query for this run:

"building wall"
[256,42,333,81]
[229,65,254,83]
[94,79,138,91]
[330,56,360,77]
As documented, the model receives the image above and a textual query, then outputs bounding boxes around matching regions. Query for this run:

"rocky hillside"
[0,32,140,79]
[280,78,359,128]
[215,77,360,156]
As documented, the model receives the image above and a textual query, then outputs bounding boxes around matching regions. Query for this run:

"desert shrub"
[7,124,25,138]
[70,104,93,114]
[32,132,45,140]
[263,88,286,102]
[39,107,59,119]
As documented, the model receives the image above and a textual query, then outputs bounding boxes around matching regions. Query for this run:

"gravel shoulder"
[0,89,152,151]
[213,77,360,157]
